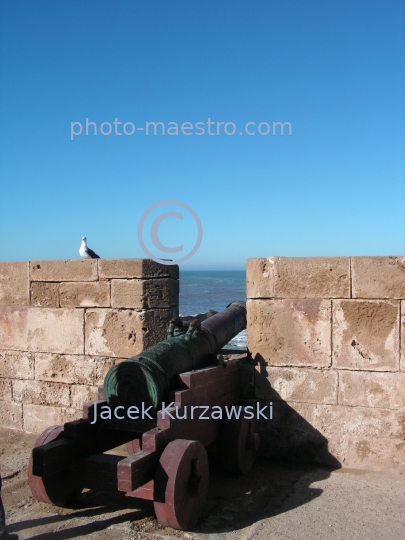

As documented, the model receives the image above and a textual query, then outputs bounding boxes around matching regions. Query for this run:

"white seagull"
[79,237,100,259]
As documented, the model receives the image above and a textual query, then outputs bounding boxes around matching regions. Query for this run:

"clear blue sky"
[1,0,404,269]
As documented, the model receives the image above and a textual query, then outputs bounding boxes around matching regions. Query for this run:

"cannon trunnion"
[28,302,260,531]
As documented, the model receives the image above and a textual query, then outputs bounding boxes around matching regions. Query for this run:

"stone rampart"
[0,259,179,433]
[247,256,405,471]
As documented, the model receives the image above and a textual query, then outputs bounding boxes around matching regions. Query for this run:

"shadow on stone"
[5,355,341,537]
[188,356,342,534]
[198,458,332,534]
[254,361,341,468]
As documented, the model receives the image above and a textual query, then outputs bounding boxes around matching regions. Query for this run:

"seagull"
[79,237,100,259]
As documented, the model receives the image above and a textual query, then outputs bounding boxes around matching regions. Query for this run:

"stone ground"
[1,428,404,540]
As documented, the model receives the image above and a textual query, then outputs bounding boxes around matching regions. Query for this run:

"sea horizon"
[179,269,247,350]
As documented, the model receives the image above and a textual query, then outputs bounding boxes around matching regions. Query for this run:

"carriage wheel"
[28,425,83,507]
[221,417,260,474]
[153,439,209,530]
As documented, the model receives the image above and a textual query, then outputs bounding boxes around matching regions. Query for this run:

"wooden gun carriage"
[28,302,260,530]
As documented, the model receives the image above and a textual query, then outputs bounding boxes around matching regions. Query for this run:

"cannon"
[104,300,247,412]
[28,301,260,530]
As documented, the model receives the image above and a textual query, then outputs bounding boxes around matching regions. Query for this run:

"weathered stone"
[0,306,84,354]
[0,306,28,351]
[256,400,318,438]
[321,434,405,471]
[34,353,120,386]
[0,401,23,430]
[30,282,59,307]
[98,259,179,279]
[256,366,338,404]
[60,407,82,424]
[313,405,405,440]
[343,436,405,470]
[247,299,331,367]
[339,371,405,409]
[258,403,405,466]
[60,281,110,307]
[247,258,274,299]
[70,385,98,409]
[23,404,63,433]
[0,350,34,379]
[85,308,174,357]
[401,300,405,371]
[0,262,29,305]
[352,256,405,299]
[258,402,405,467]
[12,380,70,407]
[111,278,178,309]
[0,379,12,401]
[30,260,97,282]
[247,257,350,299]
[125,308,176,350]
[256,401,340,466]
[332,300,399,370]
[255,383,405,470]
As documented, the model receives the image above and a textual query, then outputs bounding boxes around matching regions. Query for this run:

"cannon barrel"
[103,300,246,413]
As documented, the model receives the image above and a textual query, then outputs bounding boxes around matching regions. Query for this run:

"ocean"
[179,270,247,350]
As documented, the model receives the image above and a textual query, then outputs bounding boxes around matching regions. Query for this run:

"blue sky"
[1,0,404,269]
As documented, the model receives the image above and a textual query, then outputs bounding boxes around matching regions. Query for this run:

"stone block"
[98,258,179,279]
[256,366,338,404]
[35,353,119,386]
[12,380,70,407]
[262,403,405,455]
[247,299,331,367]
[352,256,405,299]
[339,371,405,409]
[23,404,63,433]
[60,281,110,307]
[256,401,340,466]
[111,278,178,309]
[0,306,28,351]
[0,350,34,379]
[30,259,97,282]
[0,261,29,305]
[247,257,350,299]
[261,404,405,469]
[273,400,318,428]
[85,308,173,357]
[61,407,82,424]
[125,308,177,349]
[257,402,405,469]
[0,306,84,354]
[343,436,405,470]
[35,353,117,385]
[313,405,405,440]
[332,300,399,370]
[0,400,23,430]
[30,282,60,307]
[70,385,99,409]
[400,300,405,371]
[0,379,12,401]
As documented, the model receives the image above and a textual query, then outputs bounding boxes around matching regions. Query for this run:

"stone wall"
[247,256,405,471]
[0,259,179,433]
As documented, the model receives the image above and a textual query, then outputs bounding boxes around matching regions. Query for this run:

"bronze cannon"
[28,301,260,531]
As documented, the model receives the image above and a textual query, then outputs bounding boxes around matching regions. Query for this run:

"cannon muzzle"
[103,300,246,414]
